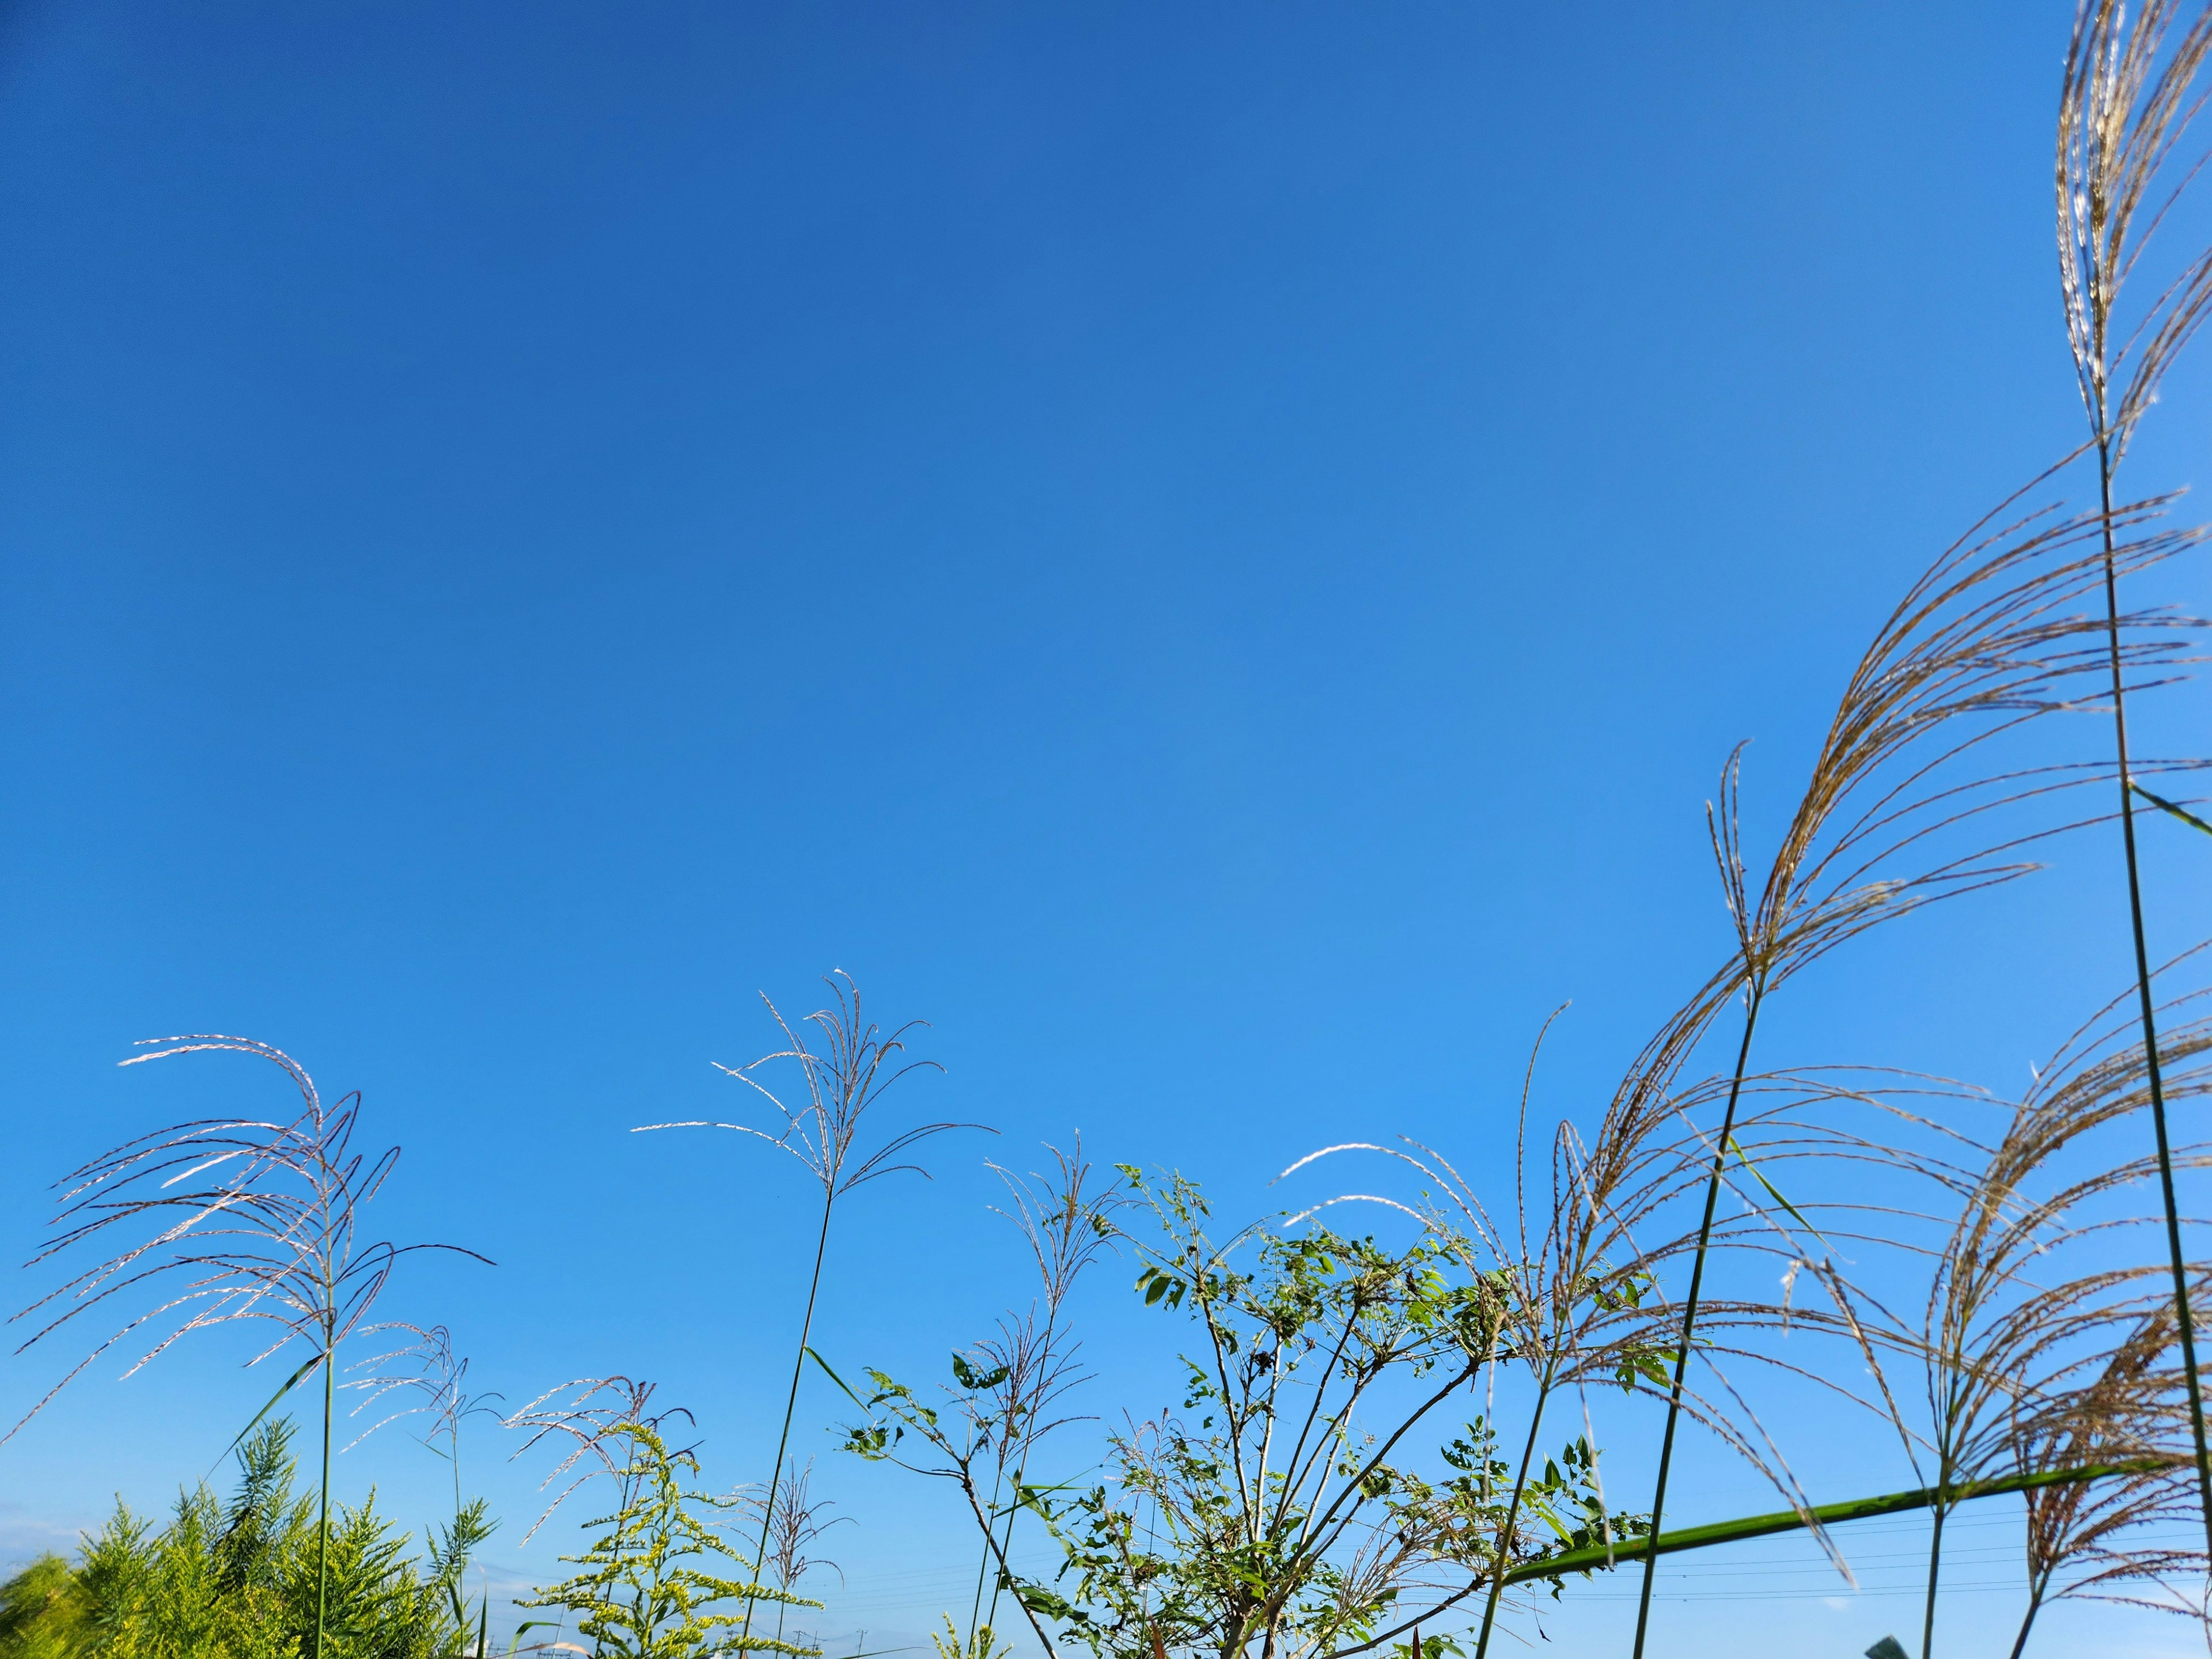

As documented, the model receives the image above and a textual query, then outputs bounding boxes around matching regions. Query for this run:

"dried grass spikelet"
[1904,987,2212,1656]
[967,1139,1123,1641]
[736,1456,853,1658]
[2006,1295,2211,1657]
[504,1373,694,1543]
[735,1458,850,1597]
[3,1037,491,1659]
[342,1321,506,1503]
[1281,1063,1891,1659]
[2061,0,2212,460]
[5,1036,483,1441]
[637,970,968,1198]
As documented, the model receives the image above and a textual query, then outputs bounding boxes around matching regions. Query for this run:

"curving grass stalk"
[1469,1354,1559,1659]
[317,1327,334,1655]
[1627,978,1766,1658]
[637,972,980,1657]
[2005,1295,2205,1659]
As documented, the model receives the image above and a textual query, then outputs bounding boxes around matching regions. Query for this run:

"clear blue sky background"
[5,3,2212,1656]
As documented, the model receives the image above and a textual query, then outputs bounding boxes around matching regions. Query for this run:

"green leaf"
[1726,1134,1829,1249]
[2134,781,2212,838]
[952,1353,1010,1392]
[216,1350,325,1469]
[806,1346,867,1407]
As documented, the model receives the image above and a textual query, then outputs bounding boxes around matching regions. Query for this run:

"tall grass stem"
[1628,984,1764,1658]
[2094,440,2212,1555]
[1471,1358,1556,1659]
[740,1196,836,1659]
[316,1332,332,1659]
[1919,1499,1946,1658]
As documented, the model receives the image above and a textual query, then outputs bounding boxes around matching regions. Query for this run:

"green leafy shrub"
[521,1421,817,1659]
[0,1420,484,1659]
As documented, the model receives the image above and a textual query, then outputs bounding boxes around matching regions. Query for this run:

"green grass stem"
[1503,1459,2168,1586]
[2093,440,2212,1563]
[1470,1355,1557,1659]
[1628,977,1766,1658]
[737,1192,836,1659]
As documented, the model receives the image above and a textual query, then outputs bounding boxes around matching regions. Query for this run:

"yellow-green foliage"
[927,1615,1007,1659]
[0,1556,90,1659]
[0,1420,483,1659]
[523,1421,820,1659]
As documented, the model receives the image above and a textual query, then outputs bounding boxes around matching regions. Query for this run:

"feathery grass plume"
[836,1146,1122,1659]
[969,1139,1124,1647]
[742,1459,849,1598]
[2006,1297,2209,1657]
[5,1035,488,1659]
[347,1323,508,1637]
[734,1460,850,1657]
[1281,1025,1678,1659]
[635,971,982,1658]
[1267,465,2206,1655]
[2059,0,2212,1556]
[346,1324,506,1506]
[506,1375,693,1543]
[1618,452,2209,1656]
[1900,988,2212,1656]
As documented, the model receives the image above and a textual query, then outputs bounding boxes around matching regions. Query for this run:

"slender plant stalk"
[965,1462,1006,1645]
[2093,438,2212,1554]
[1471,1355,1558,1659]
[982,1305,1071,1638]
[739,1195,835,1658]
[2006,1570,2051,1659]
[1919,1490,1948,1659]
[2056,0,2212,1559]
[641,975,967,1658]
[317,1323,334,1659]
[1628,979,1766,1658]
[981,1436,1031,1637]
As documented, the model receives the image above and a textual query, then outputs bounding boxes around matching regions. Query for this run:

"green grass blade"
[1726,1134,1830,1250]
[211,1350,325,1474]
[2132,781,2212,838]
[1503,1459,2170,1585]
[805,1344,866,1407]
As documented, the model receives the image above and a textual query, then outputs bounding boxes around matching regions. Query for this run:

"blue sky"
[5,3,2212,1655]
